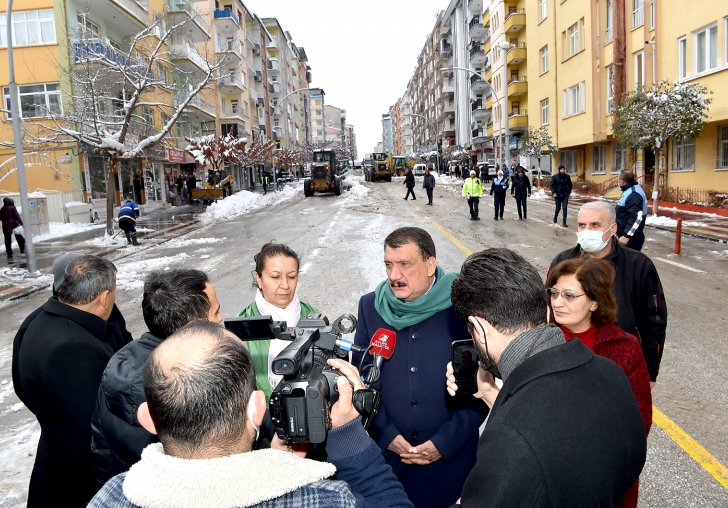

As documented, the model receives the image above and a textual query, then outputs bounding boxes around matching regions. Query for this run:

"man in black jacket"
[403,168,416,200]
[549,201,668,386]
[449,248,646,508]
[616,170,649,251]
[91,269,222,486]
[16,255,125,507]
[510,167,531,220]
[550,165,573,227]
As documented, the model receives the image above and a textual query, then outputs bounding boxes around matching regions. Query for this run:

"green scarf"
[374,266,456,330]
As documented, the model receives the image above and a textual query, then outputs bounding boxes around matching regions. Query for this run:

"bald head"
[143,320,256,456]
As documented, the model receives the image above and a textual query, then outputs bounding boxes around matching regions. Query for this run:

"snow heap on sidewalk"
[342,175,368,202]
[200,184,300,222]
[646,215,708,228]
[530,189,549,200]
[0,222,105,254]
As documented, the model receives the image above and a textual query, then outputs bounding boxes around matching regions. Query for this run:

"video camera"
[224,313,381,444]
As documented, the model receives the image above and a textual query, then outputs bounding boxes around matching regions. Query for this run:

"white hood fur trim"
[123,443,336,508]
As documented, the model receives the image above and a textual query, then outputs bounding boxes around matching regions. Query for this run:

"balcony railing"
[176,93,215,116]
[509,108,528,118]
[472,100,483,111]
[213,9,239,25]
[469,16,481,31]
[470,44,483,58]
[72,39,154,80]
[505,8,526,21]
[217,40,242,55]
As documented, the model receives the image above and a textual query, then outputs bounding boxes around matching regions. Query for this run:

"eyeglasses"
[546,288,586,302]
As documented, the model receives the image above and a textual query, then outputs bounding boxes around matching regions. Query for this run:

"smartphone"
[451,339,480,396]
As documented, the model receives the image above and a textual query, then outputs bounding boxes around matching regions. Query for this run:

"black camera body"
[225,313,379,444]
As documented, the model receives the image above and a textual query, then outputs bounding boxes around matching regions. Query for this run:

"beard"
[473,323,502,380]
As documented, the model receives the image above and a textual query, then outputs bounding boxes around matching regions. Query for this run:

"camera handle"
[352,388,381,430]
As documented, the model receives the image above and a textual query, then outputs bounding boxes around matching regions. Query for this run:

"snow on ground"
[530,189,549,200]
[115,253,192,291]
[646,215,709,228]
[200,184,300,222]
[657,206,726,219]
[162,237,226,249]
[0,419,40,507]
[433,173,464,185]
[81,227,155,248]
[0,268,52,288]
[0,222,105,254]
[341,175,368,202]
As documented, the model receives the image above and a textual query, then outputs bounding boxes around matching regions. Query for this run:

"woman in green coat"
[238,242,318,403]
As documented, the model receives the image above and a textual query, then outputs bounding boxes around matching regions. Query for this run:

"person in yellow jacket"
[462,170,484,220]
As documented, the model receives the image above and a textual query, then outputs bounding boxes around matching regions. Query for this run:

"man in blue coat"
[616,170,648,251]
[353,227,487,508]
[117,199,140,245]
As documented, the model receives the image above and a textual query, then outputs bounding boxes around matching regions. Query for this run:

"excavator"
[369,152,392,182]
[191,174,233,203]
[387,155,411,177]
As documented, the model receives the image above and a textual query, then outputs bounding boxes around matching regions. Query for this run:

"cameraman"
[89,321,413,508]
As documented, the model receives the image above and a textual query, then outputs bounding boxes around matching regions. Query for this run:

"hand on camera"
[270,435,310,458]
[327,359,366,429]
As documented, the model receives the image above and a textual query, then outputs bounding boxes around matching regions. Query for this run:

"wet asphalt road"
[0,176,726,506]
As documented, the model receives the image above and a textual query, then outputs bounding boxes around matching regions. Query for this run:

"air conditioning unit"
[254,70,263,82]
[253,43,261,55]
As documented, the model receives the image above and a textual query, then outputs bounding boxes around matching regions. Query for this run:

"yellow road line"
[412,202,728,491]
[652,406,728,490]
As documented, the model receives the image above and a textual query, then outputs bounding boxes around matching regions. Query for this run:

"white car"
[413,164,427,176]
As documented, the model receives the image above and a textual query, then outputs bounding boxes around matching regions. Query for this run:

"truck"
[191,174,233,203]
[304,149,343,197]
[387,155,409,177]
[369,152,391,182]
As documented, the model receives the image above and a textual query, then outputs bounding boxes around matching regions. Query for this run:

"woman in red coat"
[546,256,651,508]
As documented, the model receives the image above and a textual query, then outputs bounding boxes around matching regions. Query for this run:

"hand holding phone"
[450,339,480,396]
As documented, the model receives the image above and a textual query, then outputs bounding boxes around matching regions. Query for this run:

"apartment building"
[324,105,346,146]
[382,110,394,154]
[345,124,358,159]
[290,43,312,146]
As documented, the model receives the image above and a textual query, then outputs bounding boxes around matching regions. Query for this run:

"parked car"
[528,168,552,186]
[413,163,426,176]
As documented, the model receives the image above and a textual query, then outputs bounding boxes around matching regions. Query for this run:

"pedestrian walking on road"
[117,199,140,246]
[262,174,269,195]
[403,168,416,200]
[132,174,143,205]
[490,170,509,220]
[550,165,573,227]
[511,167,532,220]
[1,197,25,259]
[616,170,648,251]
[422,169,435,205]
[462,170,484,220]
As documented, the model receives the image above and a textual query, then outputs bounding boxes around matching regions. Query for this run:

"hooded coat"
[1,197,23,234]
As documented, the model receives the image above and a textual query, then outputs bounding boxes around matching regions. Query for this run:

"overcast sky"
[241,0,447,157]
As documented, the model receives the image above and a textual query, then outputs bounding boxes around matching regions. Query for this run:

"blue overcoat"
[353,291,487,508]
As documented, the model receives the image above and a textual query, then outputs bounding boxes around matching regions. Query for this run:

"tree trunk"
[106,155,117,236]
[537,156,542,190]
[652,147,661,216]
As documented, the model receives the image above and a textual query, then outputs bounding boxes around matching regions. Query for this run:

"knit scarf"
[374,266,456,330]
[498,324,566,382]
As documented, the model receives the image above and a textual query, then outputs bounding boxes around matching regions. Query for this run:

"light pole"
[497,42,516,170]
[441,66,505,172]
[407,113,439,174]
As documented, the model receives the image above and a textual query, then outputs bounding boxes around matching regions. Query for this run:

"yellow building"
[525,0,728,196]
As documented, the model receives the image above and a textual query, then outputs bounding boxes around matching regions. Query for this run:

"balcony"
[444,99,455,113]
[504,9,526,33]
[110,0,148,27]
[484,66,492,82]
[470,73,488,93]
[72,39,154,80]
[442,121,456,136]
[469,43,486,65]
[218,71,245,92]
[508,109,528,131]
[216,39,243,62]
[169,40,209,74]
[220,104,247,122]
[472,100,489,119]
[486,122,493,137]
[485,95,492,110]
[482,30,491,53]
[267,37,278,50]
[472,129,489,144]
[176,93,215,118]
[268,81,282,95]
[507,76,528,96]
[469,16,487,38]
[267,58,280,72]
[506,43,527,65]
[213,9,239,33]
[165,0,209,42]
[469,0,483,14]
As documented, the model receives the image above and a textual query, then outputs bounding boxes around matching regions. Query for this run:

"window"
[161,112,171,130]
[673,135,695,171]
[76,14,99,39]
[539,0,547,22]
[719,125,728,168]
[541,99,550,125]
[560,150,578,175]
[0,10,56,47]
[634,50,644,88]
[614,143,627,173]
[3,83,61,119]
[540,45,549,74]
[231,99,239,114]
[593,145,606,174]
[563,81,586,117]
[632,0,644,27]
[569,23,579,57]
[678,37,687,79]
[142,107,153,125]
[605,0,613,42]
[607,65,615,114]
[650,0,655,28]
[695,25,718,74]
[156,64,168,84]
[153,14,166,39]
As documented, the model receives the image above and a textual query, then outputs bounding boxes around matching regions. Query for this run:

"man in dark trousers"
[91,269,223,486]
[186,173,197,201]
[403,167,416,200]
[353,227,487,508]
[510,166,532,220]
[422,169,435,205]
[132,174,143,204]
[616,170,648,251]
[262,173,269,194]
[117,199,140,245]
[1,197,25,259]
[448,248,647,508]
[549,201,667,388]
[16,255,128,507]
[550,165,573,227]
[489,170,509,220]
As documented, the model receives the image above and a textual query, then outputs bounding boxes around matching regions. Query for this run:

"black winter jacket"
[454,339,646,508]
[511,175,532,196]
[91,332,163,486]
[616,182,647,238]
[1,197,23,234]
[549,172,573,198]
[404,172,415,188]
[549,238,668,381]
[16,298,128,507]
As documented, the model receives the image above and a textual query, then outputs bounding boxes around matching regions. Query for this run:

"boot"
[524,212,527,219]
[553,213,558,224]
[125,231,132,245]
[563,221,568,228]
[131,232,140,246]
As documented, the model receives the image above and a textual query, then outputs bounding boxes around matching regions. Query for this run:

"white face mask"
[576,224,614,253]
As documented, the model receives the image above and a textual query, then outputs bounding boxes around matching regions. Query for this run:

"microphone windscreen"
[370,328,397,359]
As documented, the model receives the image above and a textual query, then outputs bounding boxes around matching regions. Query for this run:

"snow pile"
[200,184,300,222]
[433,174,464,185]
[64,201,89,208]
[115,253,192,291]
[163,237,227,248]
[646,215,708,228]
[342,175,368,202]
[27,191,46,198]
[0,222,105,254]
[657,206,725,219]
[530,189,549,201]
[0,267,53,287]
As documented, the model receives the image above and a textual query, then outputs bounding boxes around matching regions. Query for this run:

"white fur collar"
[123,443,336,508]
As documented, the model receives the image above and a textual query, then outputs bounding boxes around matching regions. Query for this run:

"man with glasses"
[548,201,668,388]
[352,227,486,508]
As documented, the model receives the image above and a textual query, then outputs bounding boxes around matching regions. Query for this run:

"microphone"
[365,328,397,385]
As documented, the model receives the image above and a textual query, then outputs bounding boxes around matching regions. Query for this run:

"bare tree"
[185,134,247,196]
[26,15,231,234]
[519,126,557,190]
[237,137,275,169]
[276,148,300,170]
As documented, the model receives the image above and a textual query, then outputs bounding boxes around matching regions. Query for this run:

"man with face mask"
[548,201,668,388]
[447,248,647,508]
[352,227,487,508]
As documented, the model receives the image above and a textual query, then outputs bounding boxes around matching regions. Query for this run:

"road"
[1,174,726,506]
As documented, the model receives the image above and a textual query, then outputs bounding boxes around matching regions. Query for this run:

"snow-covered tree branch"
[519,126,557,189]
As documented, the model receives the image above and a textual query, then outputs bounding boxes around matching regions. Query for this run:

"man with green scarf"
[352,227,487,508]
